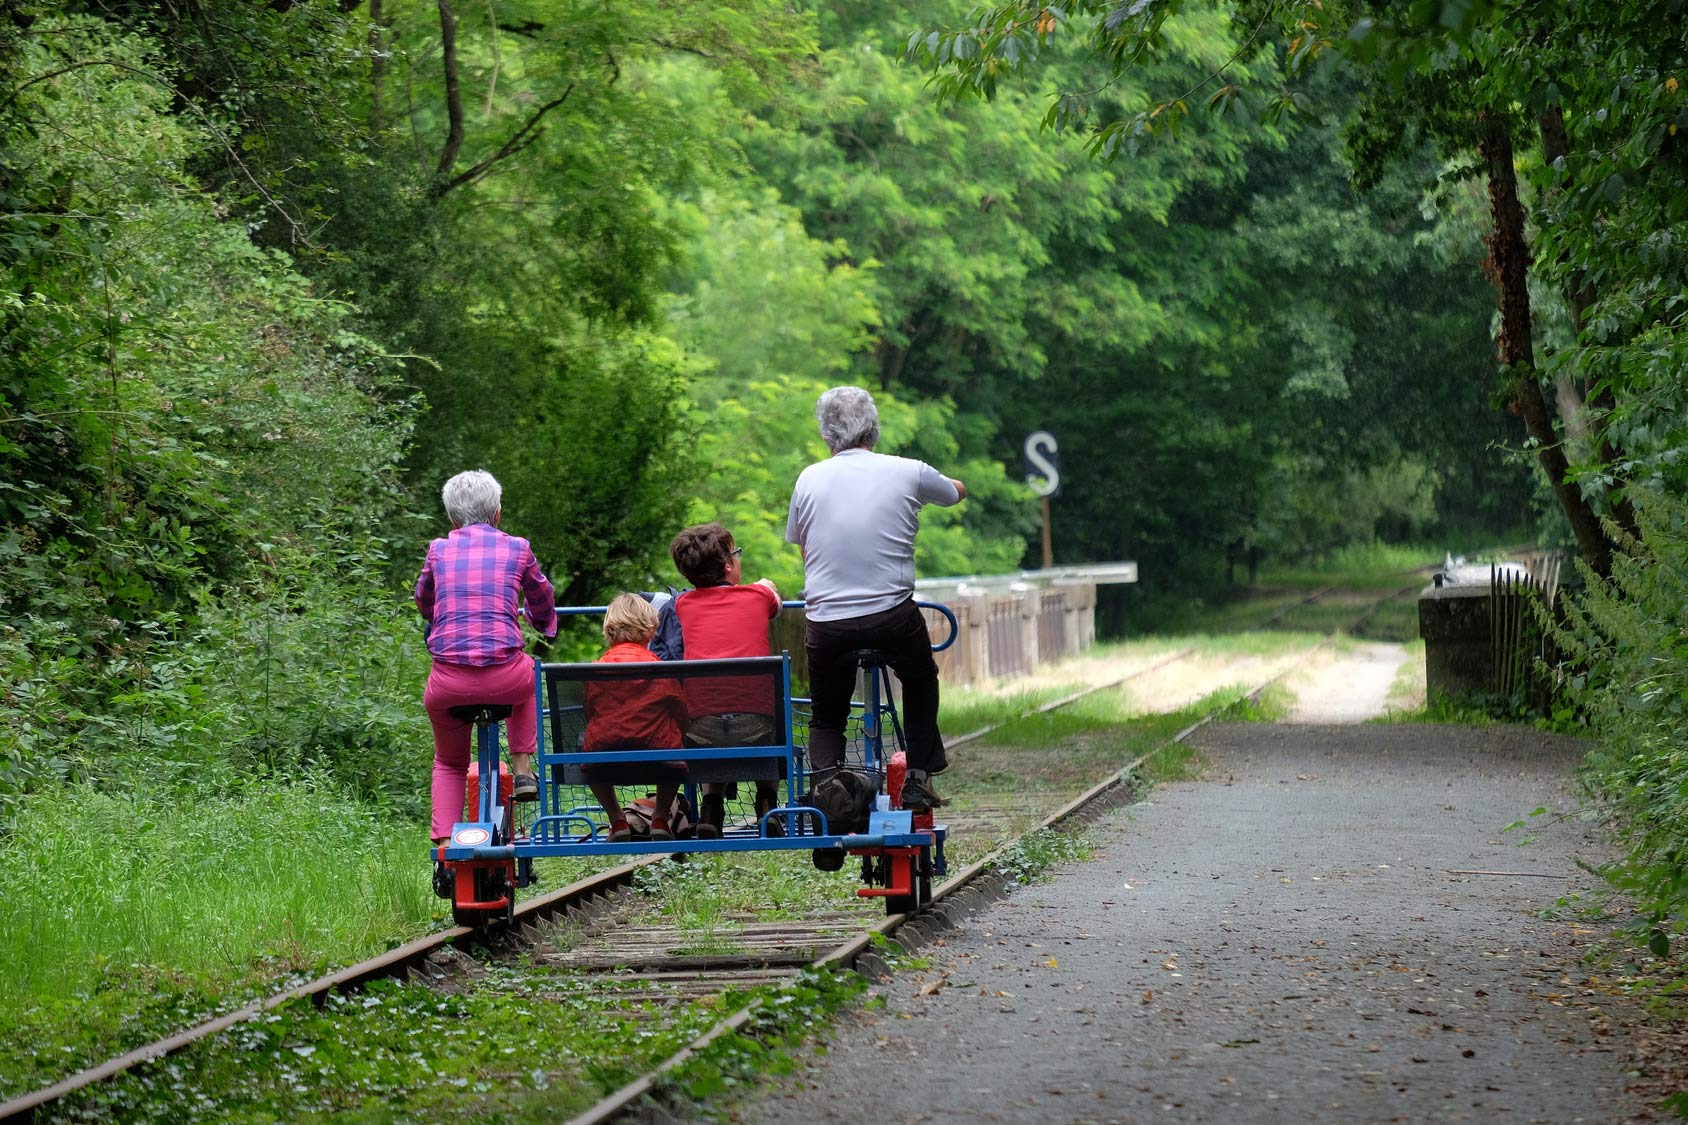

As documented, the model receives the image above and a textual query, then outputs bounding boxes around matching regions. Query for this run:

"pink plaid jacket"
[414,524,557,666]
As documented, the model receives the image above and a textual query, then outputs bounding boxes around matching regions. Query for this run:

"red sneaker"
[648,816,674,842]
[607,819,631,843]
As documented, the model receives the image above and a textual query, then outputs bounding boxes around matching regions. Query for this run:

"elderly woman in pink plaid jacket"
[415,470,557,842]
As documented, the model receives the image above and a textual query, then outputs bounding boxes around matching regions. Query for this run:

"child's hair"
[670,522,734,587]
[603,593,658,646]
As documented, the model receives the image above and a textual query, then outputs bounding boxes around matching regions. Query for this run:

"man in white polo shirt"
[786,385,966,811]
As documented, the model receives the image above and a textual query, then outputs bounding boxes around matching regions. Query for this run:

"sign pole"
[1041,494,1053,570]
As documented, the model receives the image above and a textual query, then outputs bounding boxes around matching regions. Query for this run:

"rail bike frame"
[435,600,957,923]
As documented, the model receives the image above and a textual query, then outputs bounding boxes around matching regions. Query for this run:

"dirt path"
[959,635,1417,727]
[957,643,1324,718]
[1283,643,1414,724]
[750,723,1642,1124]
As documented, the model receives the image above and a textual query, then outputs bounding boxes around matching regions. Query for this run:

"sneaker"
[900,772,941,811]
[699,794,725,839]
[433,861,453,900]
[607,819,632,843]
[512,773,539,802]
[811,846,846,872]
[648,817,674,842]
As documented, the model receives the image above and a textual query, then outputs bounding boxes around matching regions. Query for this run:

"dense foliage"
[913,0,1688,960]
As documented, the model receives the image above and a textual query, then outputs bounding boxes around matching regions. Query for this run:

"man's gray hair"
[815,385,880,453]
[441,470,502,527]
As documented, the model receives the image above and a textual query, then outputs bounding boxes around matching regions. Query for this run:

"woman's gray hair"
[815,385,880,453]
[441,470,502,527]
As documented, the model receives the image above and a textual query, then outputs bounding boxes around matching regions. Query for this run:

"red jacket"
[583,642,687,751]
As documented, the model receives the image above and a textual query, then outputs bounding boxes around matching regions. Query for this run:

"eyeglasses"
[728,547,743,559]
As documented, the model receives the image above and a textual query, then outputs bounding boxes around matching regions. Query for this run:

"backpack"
[805,767,883,837]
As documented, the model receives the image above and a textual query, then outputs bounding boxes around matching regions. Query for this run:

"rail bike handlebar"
[549,598,958,653]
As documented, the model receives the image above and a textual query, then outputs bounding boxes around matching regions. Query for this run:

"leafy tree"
[0,12,421,801]
[912,0,1684,581]
[655,180,1031,595]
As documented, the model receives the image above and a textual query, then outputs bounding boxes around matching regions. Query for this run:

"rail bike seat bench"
[538,655,793,790]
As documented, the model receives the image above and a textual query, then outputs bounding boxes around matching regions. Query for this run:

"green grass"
[1184,630,1327,657]
[1223,681,1295,723]
[1353,596,1421,643]
[939,683,1093,734]
[994,827,1096,885]
[1256,541,1438,589]
[1383,639,1426,711]
[0,780,445,1100]
[1369,690,1507,726]
[45,965,774,1123]
[626,852,873,950]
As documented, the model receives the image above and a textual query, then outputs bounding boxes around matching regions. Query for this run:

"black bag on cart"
[805,767,882,837]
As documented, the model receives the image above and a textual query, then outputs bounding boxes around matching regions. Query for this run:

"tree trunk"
[1478,109,1614,578]
[369,0,387,135]
[435,0,464,177]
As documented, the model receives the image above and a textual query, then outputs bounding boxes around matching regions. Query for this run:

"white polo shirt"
[785,448,961,622]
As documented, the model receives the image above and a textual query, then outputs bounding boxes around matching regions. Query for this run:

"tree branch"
[431,84,574,199]
[435,0,464,177]
[481,0,500,120]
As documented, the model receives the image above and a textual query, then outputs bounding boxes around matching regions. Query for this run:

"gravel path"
[751,723,1638,1124]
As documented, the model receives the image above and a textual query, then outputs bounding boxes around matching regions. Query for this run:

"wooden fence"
[770,583,1098,693]
[1490,564,1561,707]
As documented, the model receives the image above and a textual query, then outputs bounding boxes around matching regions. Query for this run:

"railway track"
[0,582,1414,1124]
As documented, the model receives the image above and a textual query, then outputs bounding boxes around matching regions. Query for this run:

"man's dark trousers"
[804,597,939,775]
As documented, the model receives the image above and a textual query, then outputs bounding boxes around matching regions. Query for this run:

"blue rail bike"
[434,600,960,925]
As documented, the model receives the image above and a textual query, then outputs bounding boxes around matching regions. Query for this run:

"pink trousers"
[424,656,538,841]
